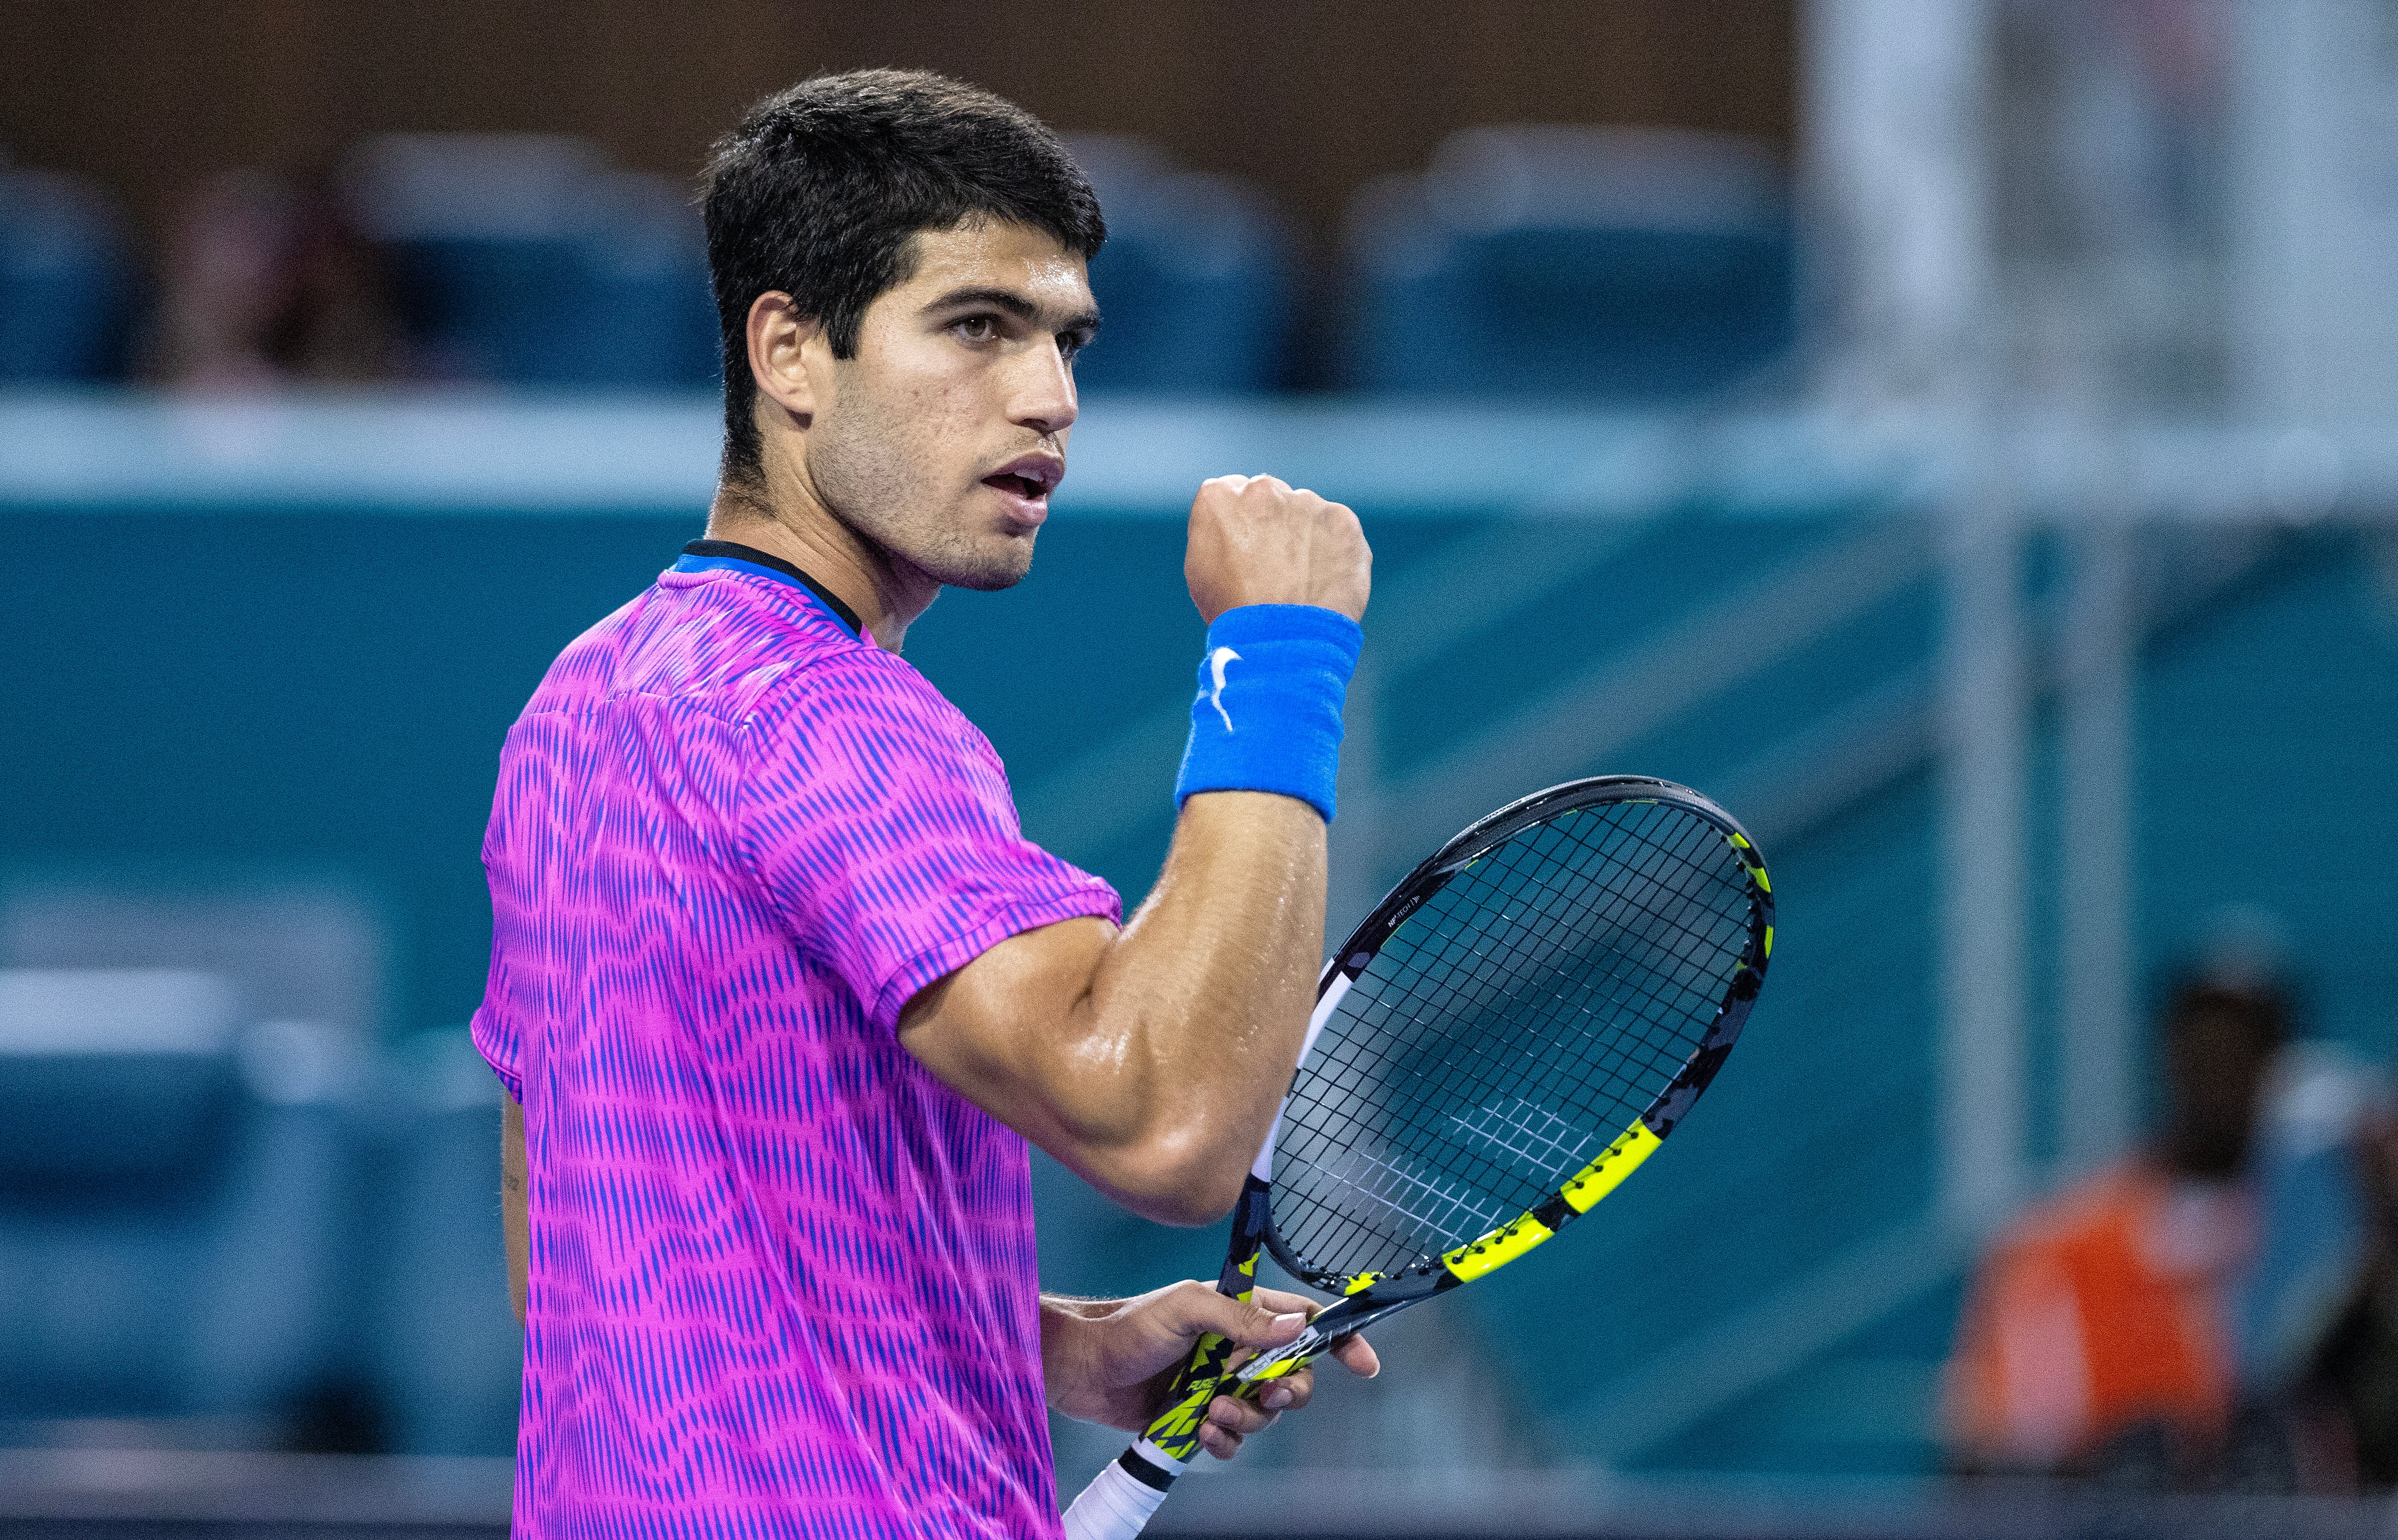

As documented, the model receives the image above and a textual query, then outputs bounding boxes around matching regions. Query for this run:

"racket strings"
[1270,800,1756,1286]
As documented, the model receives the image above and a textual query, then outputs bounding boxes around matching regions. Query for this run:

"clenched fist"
[1184,474,1371,627]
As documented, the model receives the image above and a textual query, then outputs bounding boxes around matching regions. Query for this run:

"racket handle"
[1061,1442,1183,1540]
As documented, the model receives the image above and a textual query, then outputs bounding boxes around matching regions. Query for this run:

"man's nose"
[1012,338,1079,438]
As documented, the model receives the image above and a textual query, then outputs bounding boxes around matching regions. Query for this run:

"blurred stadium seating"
[0,970,356,1446]
[367,1029,522,1458]
[0,879,519,1461]
[1343,127,1796,399]
[1,122,1810,401]
[345,133,718,389]
[1063,136,1295,393]
[0,162,132,383]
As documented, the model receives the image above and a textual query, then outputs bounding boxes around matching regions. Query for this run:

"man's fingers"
[1246,1286,1320,1318]
[1207,1393,1278,1437]
[1243,1286,1377,1379]
[1201,1366,1315,1460]
[1255,1366,1310,1412]
[1202,1390,1294,1459]
[1329,1330,1380,1378]
[1184,470,1370,624]
[1164,1281,1306,1351]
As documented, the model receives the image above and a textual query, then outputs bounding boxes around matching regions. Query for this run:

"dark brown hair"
[701,69,1105,489]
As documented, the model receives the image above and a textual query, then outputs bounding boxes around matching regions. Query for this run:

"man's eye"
[955,315,999,342]
[1060,330,1094,360]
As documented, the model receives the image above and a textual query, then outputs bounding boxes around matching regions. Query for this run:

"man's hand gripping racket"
[1061,775,1775,1540]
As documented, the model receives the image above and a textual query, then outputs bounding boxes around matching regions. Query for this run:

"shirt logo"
[1207,646,1242,733]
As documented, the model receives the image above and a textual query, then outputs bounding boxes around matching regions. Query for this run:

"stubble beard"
[807,413,1037,594]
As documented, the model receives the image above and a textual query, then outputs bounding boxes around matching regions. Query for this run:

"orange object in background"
[1946,1160,2255,1472]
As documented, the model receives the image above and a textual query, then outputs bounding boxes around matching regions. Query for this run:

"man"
[1944,976,2287,1481]
[472,69,1377,1537]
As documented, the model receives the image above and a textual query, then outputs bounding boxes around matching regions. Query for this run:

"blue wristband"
[1173,604,1363,822]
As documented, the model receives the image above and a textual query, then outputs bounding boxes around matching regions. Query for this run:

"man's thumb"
[1207,1297,1308,1350]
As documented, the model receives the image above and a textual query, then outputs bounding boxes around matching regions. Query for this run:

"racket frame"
[1223,777,1770,1388]
[1076,775,1773,1509]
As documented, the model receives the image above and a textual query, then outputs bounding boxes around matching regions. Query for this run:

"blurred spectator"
[2292,1097,2398,1486]
[1944,975,2286,1483]
[147,168,399,388]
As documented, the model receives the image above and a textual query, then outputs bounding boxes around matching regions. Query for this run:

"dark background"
[1,0,1792,265]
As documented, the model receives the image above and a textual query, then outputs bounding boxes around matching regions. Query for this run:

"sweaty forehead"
[895,218,1094,317]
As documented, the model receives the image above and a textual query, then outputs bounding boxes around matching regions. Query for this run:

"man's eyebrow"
[924,286,1102,334]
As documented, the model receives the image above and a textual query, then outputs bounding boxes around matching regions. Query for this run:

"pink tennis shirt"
[472,545,1121,1538]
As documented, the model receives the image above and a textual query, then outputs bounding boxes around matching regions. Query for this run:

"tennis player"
[472,70,1377,1537]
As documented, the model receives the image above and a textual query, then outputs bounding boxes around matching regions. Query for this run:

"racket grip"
[1061,1442,1183,1540]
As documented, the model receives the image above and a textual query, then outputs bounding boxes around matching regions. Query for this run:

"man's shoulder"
[734,624,1022,823]
[746,636,965,731]
[524,569,881,723]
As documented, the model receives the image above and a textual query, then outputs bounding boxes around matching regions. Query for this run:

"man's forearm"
[1074,791,1325,1206]
[901,473,1367,1225]
[1039,1290,1110,1411]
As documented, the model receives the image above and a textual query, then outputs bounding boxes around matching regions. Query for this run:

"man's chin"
[925,534,1037,593]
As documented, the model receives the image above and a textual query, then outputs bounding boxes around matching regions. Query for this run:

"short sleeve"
[471,792,527,1103]
[738,652,1122,1035]
[470,979,523,1098]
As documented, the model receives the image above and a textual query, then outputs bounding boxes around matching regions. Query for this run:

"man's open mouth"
[982,454,1063,503]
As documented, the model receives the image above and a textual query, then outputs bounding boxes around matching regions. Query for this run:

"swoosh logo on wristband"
[1207,646,1242,733]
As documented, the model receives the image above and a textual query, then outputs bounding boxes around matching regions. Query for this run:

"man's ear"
[747,292,825,427]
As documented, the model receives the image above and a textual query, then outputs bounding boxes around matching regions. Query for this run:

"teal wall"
[10,491,2398,1475]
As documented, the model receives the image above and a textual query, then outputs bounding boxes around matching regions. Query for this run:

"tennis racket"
[1060,775,1773,1540]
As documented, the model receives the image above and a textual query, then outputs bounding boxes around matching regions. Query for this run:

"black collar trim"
[680,540,864,635]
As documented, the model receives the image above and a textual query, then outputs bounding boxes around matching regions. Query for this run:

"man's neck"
[702,481,932,652]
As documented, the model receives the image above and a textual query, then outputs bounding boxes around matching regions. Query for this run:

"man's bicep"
[740,668,1119,1026]
[898,913,1118,1150]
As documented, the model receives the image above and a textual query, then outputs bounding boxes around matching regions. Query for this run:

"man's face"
[798,218,1096,592]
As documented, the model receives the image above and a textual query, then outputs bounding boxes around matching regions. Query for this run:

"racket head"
[1263,776,1772,1296]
